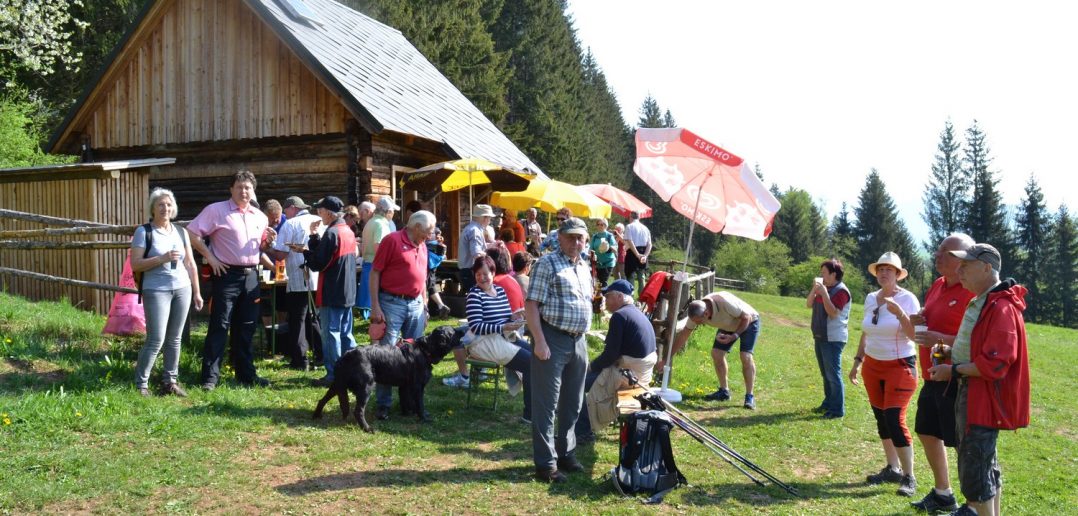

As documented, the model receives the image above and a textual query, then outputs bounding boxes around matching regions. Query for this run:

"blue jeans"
[376,292,425,408]
[814,339,846,416]
[320,306,357,381]
[136,286,191,388]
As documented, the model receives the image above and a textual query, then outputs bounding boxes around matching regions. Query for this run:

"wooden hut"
[47,0,543,251]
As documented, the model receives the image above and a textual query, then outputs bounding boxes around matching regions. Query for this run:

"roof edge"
[45,0,162,155]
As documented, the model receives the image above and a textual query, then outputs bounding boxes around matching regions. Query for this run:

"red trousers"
[862,355,917,445]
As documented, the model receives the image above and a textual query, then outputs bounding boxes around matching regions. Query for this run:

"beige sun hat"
[868,251,908,280]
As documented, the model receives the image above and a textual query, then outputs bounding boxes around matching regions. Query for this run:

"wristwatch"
[951,363,963,378]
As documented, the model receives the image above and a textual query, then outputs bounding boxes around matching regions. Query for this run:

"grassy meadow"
[0,290,1074,514]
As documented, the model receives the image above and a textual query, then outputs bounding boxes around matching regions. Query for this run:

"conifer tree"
[963,121,1014,266]
[771,188,824,263]
[921,120,968,253]
[662,109,677,128]
[853,170,923,288]
[1014,174,1050,322]
[1044,205,1078,327]
[637,94,665,128]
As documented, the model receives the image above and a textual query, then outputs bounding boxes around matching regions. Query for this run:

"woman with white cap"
[849,251,921,498]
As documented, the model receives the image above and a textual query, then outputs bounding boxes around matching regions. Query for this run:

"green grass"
[1,290,1075,513]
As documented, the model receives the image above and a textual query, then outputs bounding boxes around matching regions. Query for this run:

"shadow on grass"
[690,409,817,429]
[275,465,534,495]
[675,479,879,507]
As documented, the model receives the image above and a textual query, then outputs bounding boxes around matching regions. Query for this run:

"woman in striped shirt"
[467,256,533,422]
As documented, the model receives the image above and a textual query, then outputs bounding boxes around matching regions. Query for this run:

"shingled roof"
[246,0,544,176]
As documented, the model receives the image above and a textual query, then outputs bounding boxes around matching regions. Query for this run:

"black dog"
[312,325,456,432]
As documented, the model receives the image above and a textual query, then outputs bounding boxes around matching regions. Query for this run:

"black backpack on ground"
[611,410,688,503]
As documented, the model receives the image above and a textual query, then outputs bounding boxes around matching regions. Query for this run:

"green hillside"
[0,291,1074,513]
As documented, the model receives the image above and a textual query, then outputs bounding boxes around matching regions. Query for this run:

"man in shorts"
[668,291,761,409]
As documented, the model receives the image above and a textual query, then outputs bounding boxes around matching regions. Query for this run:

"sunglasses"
[556,217,567,222]
[872,307,880,325]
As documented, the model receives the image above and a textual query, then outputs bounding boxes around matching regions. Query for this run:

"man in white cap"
[443,204,494,388]
[268,196,324,370]
[358,196,400,319]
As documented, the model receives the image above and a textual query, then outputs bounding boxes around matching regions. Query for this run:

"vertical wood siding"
[0,173,149,314]
[81,0,346,150]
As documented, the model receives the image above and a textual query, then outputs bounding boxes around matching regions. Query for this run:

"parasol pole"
[658,170,711,403]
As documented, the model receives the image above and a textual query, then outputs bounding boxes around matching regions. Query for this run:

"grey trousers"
[531,320,588,469]
[135,286,191,388]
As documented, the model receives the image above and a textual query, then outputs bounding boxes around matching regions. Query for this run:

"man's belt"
[381,291,419,301]
[547,324,584,339]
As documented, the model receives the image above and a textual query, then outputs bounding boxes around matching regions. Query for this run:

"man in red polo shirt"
[908,233,976,513]
[368,210,436,420]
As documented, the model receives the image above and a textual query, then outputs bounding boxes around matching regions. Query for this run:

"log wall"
[0,172,149,314]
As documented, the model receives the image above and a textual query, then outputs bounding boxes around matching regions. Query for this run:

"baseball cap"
[282,196,308,209]
[558,217,588,236]
[949,243,1002,271]
[314,196,344,213]
[377,196,401,212]
[602,279,634,296]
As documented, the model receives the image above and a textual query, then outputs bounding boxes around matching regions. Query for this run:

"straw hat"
[868,252,908,280]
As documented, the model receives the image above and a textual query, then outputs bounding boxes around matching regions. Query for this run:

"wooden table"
[617,386,653,417]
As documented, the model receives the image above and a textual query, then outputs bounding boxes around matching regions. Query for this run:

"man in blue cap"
[575,279,658,443]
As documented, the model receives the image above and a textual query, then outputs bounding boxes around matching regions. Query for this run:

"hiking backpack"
[611,410,687,503]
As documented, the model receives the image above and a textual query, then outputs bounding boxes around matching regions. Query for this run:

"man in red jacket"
[929,243,1029,516]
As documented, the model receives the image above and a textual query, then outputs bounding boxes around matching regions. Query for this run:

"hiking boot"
[535,467,567,483]
[948,505,978,516]
[812,404,827,414]
[557,456,584,473]
[703,388,731,401]
[137,387,152,397]
[200,382,216,392]
[896,474,917,496]
[437,304,452,318]
[744,394,756,410]
[241,377,271,388]
[866,465,904,485]
[911,490,959,513]
[163,382,188,397]
[442,373,470,388]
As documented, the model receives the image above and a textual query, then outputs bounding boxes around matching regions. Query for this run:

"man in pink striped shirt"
[188,170,276,389]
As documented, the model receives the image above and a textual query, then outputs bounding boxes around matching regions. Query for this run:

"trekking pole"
[662,410,765,486]
[621,370,800,497]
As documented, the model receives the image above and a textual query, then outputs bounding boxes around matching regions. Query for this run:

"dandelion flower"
[447,409,454,416]
[3,418,10,426]
[4,338,10,344]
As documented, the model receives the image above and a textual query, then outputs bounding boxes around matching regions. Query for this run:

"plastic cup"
[914,325,928,334]
[261,270,271,283]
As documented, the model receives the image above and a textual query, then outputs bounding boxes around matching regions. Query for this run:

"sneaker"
[162,382,188,397]
[866,465,904,485]
[896,474,917,496]
[743,394,756,410]
[442,373,470,388]
[703,388,731,401]
[137,387,152,397]
[241,377,271,388]
[948,505,978,516]
[437,305,451,318]
[812,404,827,414]
[200,382,216,392]
[911,490,959,513]
[822,412,844,419]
